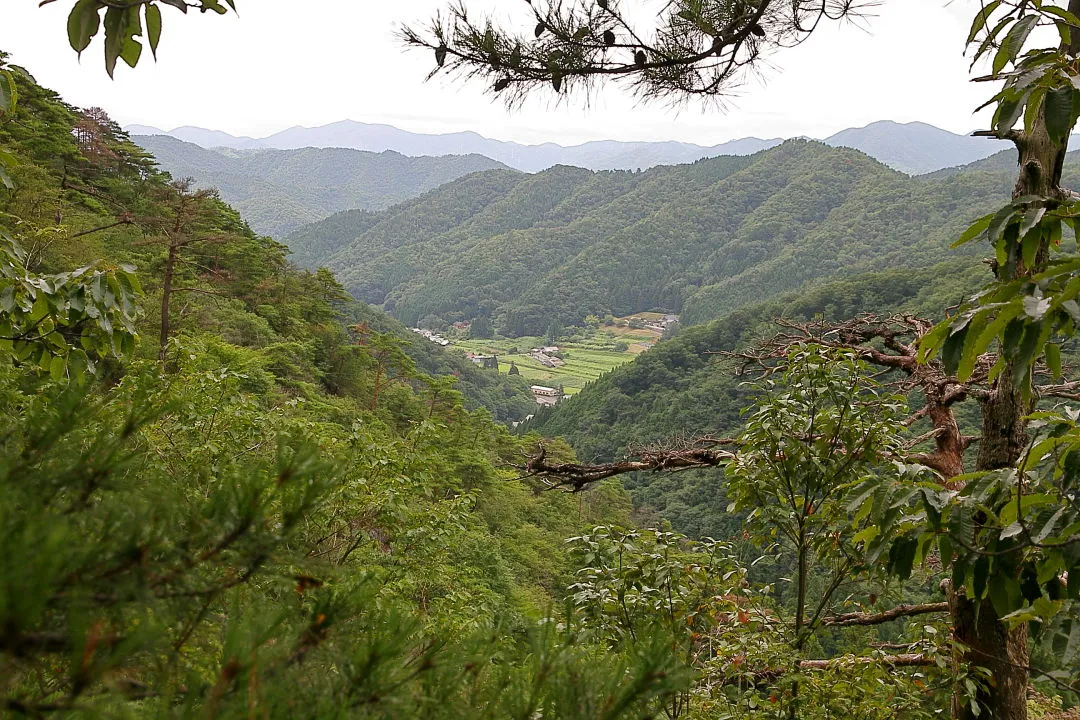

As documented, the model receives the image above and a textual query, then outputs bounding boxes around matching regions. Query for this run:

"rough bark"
[949,585,1031,720]
[521,440,734,492]
[975,369,1032,475]
[953,38,1077,714]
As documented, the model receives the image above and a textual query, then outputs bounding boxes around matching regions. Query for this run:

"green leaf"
[1034,507,1066,544]
[994,15,1037,75]
[972,554,990,600]
[953,212,995,248]
[145,3,162,59]
[102,7,127,77]
[0,71,16,115]
[1041,5,1080,31]
[958,313,990,380]
[852,526,879,544]
[1024,85,1046,133]
[120,38,143,69]
[67,0,102,56]
[1021,223,1043,270]
[1045,85,1075,145]
[989,574,1022,617]
[942,323,970,377]
[888,538,918,580]
[120,7,144,69]
[994,90,1027,136]
[999,522,1024,540]
[986,203,1018,246]
[49,354,66,381]
[1019,206,1045,238]
[1045,342,1062,379]
[28,295,49,323]
[917,319,951,362]
[967,0,1002,44]
[973,16,1012,65]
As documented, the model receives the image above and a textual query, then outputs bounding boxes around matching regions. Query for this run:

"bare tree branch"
[520,440,734,492]
[822,602,950,627]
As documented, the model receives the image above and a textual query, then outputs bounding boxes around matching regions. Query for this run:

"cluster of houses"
[642,314,678,333]
[529,346,564,368]
[410,327,450,346]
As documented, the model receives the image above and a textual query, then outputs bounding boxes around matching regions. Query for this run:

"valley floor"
[450,314,666,396]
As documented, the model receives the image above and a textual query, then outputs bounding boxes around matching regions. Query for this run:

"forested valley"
[3,1,1080,719]
[288,142,1037,335]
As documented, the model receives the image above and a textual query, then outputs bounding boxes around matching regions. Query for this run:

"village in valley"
[412,313,678,405]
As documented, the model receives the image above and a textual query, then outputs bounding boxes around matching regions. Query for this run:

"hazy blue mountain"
[822,120,1014,175]
[124,118,1046,174]
[128,124,267,149]
[127,119,781,172]
[260,120,781,172]
[134,134,511,237]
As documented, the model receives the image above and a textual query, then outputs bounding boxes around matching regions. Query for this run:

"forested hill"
[290,140,1053,335]
[133,133,511,237]
[3,59,666,714]
[3,69,533,424]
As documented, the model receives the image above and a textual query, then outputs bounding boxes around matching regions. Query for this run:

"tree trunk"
[976,369,1031,474]
[926,402,967,482]
[159,241,178,366]
[951,70,1073,719]
[949,588,1030,720]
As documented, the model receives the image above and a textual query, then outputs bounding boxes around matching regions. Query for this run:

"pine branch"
[402,0,872,101]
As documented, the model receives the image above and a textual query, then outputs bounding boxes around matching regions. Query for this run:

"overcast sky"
[0,1,994,146]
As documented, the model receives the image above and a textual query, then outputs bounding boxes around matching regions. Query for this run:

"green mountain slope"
[133,134,512,237]
[4,79,532,423]
[292,140,1040,336]
[2,60,666,715]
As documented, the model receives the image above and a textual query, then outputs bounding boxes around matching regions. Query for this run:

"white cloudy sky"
[1,0,995,146]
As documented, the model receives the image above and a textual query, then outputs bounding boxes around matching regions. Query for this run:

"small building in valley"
[469,354,499,370]
[530,385,562,406]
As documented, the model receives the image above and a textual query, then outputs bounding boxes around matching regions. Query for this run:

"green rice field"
[452,321,661,394]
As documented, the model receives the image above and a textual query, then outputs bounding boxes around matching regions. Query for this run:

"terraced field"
[451,319,661,394]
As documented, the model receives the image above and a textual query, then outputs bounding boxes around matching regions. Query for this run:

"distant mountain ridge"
[132,119,781,173]
[133,134,510,237]
[127,119,1033,175]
